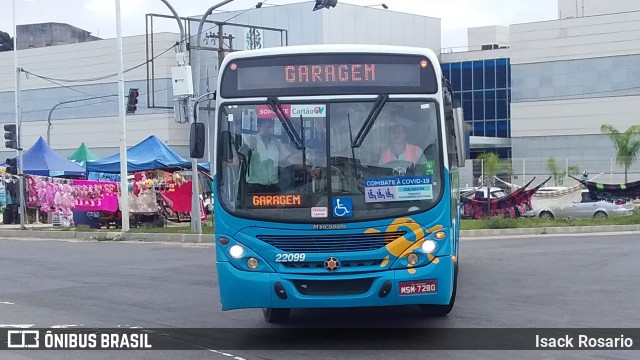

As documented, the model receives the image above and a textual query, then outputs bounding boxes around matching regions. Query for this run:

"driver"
[238,118,291,193]
[379,124,423,165]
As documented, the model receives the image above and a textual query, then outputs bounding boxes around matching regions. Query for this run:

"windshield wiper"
[267,97,305,150]
[352,94,389,148]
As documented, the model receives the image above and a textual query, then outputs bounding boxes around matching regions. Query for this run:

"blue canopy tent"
[86,135,191,173]
[20,137,86,177]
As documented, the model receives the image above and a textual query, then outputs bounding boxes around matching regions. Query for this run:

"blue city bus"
[212,45,466,322]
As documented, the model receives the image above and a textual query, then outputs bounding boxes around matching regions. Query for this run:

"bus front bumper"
[217,256,454,310]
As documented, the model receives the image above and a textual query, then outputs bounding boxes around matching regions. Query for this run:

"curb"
[2,225,640,243]
[460,224,640,238]
[0,229,214,243]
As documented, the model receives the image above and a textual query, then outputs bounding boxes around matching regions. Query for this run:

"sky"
[3,0,558,49]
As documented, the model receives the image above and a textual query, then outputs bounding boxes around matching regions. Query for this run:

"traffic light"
[313,0,337,11]
[126,88,139,114]
[4,123,18,150]
[5,157,17,175]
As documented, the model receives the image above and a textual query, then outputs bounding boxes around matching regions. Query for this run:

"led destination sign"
[284,64,378,84]
[221,53,438,97]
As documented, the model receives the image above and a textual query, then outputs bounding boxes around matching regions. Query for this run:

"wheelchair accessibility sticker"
[364,176,433,203]
[332,198,353,218]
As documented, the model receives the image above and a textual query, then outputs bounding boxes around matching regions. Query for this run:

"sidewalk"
[1,224,640,243]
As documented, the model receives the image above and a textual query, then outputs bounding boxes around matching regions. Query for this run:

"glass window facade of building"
[441,59,511,139]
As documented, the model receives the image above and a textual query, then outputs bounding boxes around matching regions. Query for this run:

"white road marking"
[208,349,247,360]
[50,324,82,328]
[0,301,15,305]
[0,324,34,328]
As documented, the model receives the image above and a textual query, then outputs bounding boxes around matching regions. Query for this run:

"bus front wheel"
[418,263,458,317]
[262,308,291,323]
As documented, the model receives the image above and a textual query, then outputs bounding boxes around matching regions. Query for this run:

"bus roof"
[220,44,440,67]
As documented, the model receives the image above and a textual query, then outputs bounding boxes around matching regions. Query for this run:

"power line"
[20,43,177,83]
[21,69,120,104]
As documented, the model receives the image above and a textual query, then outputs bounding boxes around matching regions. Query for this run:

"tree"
[546,157,580,186]
[477,152,511,188]
[0,30,13,52]
[600,124,640,183]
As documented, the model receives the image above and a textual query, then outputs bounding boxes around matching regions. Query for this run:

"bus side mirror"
[453,107,466,167]
[190,122,206,159]
[220,130,234,162]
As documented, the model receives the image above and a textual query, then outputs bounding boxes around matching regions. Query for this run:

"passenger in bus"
[379,124,423,165]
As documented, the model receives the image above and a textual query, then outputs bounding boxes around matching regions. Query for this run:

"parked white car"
[529,190,634,220]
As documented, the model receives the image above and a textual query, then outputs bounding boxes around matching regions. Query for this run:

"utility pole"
[116,0,130,232]
[13,0,26,230]
[160,0,203,234]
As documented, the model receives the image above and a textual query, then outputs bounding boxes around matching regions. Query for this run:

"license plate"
[398,280,437,295]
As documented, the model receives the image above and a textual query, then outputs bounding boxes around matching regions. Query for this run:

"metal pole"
[13,0,26,230]
[195,0,234,96]
[159,0,206,234]
[116,0,130,232]
[522,158,526,186]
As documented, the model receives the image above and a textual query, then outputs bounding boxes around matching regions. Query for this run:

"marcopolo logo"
[291,105,326,117]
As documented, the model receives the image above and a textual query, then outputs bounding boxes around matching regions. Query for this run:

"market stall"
[86,135,205,227]
[21,137,86,177]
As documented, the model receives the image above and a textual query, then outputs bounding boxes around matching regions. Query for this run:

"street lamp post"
[115,0,130,232]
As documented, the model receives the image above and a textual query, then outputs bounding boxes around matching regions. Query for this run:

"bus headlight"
[421,240,437,254]
[407,253,419,265]
[247,257,259,269]
[229,245,245,259]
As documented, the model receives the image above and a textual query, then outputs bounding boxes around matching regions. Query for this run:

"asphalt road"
[1,233,639,359]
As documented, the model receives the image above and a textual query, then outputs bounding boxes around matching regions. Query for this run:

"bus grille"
[256,231,406,253]
[281,259,383,269]
[292,279,374,296]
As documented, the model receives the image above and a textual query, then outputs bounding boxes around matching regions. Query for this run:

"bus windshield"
[218,99,443,222]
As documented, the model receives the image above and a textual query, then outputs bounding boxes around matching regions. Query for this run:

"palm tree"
[600,124,640,183]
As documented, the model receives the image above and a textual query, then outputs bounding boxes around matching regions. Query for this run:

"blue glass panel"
[473,61,484,90]
[473,91,484,120]
[484,90,496,120]
[485,120,497,137]
[496,90,507,119]
[441,63,451,81]
[462,61,473,91]
[474,121,485,137]
[484,60,496,89]
[450,62,462,91]
[462,92,473,121]
[496,58,508,88]
[497,120,508,137]
[506,58,511,87]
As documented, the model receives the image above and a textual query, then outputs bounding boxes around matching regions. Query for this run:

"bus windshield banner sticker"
[364,176,433,203]
[257,104,291,118]
[291,104,326,118]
